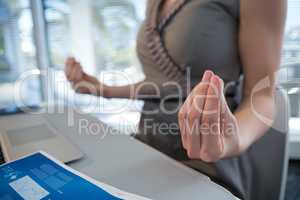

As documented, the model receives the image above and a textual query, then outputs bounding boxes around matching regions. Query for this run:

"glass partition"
[282,0,300,118]
[0,0,41,109]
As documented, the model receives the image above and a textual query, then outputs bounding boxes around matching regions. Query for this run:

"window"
[43,0,145,109]
[282,0,300,118]
[43,0,145,89]
[43,0,146,131]
[0,27,7,70]
[0,0,41,109]
[282,0,300,65]
[45,0,145,72]
[0,0,298,126]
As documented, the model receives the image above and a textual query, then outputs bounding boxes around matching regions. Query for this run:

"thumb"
[217,77,229,114]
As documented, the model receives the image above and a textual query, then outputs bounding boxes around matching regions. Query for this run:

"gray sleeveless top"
[137,0,242,102]
[135,0,247,199]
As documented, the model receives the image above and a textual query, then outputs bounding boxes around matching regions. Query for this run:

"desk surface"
[0,109,238,200]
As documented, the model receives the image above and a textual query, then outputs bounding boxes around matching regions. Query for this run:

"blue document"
[0,152,147,200]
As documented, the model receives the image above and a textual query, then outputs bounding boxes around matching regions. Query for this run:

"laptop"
[0,106,84,163]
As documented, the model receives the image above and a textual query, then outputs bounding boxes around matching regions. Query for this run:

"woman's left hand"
[178,70,241,162]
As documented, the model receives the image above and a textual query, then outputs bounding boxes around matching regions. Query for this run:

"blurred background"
[0,0,299,147]
[0,0,147,132]
[1,1,300,198]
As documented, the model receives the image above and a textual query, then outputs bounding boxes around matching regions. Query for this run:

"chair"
[248,87,290,200]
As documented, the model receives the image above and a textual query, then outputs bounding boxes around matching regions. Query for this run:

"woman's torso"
[135,0,242,158]
[135,2,255,199]
[137,0,242,99]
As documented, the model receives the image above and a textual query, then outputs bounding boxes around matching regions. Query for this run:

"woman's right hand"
[65,57,106,96]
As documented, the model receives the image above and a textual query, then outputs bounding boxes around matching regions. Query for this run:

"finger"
[191,70,214,116]
[68,66,77,82]
[65,57,71,67]
[74,63,83,81]
[65,57,76,70]
[219,79,234,138]
[179,81,199,150]
[185,70,213,157]
[200,75,223,162]
[179,70,213,152]
[65,58,76,80]
[179,75,201,150]
[178,104,187,149]
[69,63,82,82]
[72,63,83,82]
[179,95,192,150]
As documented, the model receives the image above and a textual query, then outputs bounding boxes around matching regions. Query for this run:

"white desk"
[0,108,238,200]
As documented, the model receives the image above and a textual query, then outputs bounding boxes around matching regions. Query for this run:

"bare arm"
[178,0,287,161]
[236,0,287,151]
[65,57,158,99]
[103,82,152,99]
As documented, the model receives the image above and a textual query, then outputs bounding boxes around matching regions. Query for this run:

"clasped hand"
[178,71,241,162]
